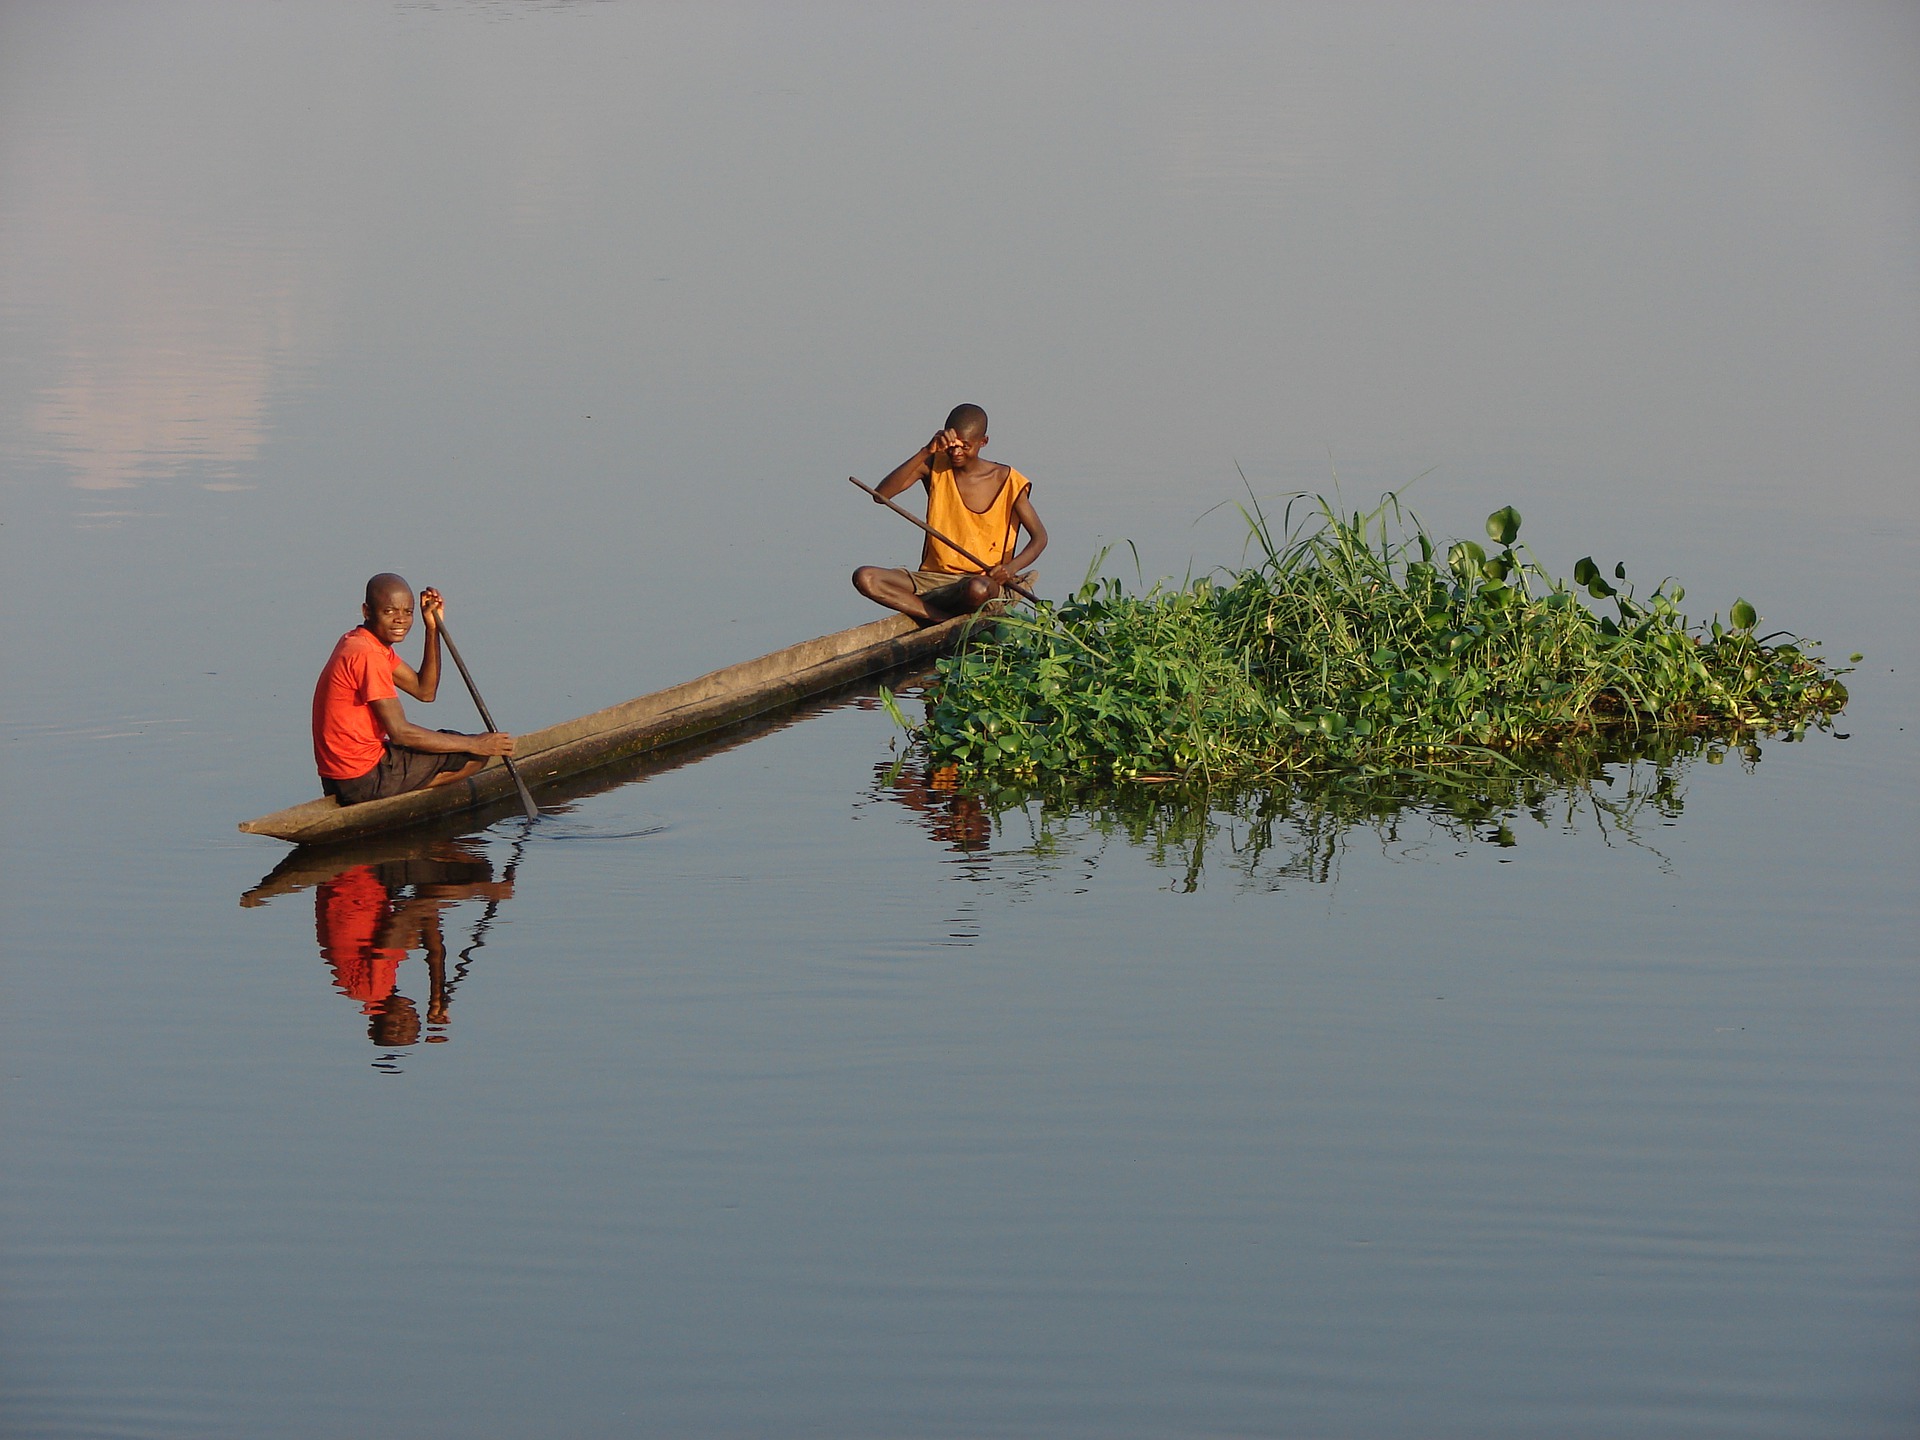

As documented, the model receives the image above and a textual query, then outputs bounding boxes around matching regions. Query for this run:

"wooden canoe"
[239,609,995,846]
[239,668,905,902]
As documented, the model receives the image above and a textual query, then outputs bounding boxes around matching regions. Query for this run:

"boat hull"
[240,610,989,845]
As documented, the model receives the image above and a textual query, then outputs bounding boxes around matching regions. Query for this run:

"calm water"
[3,3,1916,1436]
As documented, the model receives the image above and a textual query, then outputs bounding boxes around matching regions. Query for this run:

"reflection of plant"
[898,492,1852,785]
[878,730,1748,893]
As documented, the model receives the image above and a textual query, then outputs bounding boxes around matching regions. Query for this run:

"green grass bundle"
[893,492,1852,784]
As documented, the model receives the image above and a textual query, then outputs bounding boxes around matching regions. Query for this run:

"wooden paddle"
[435,618,539,822]
[848,476,1041,605]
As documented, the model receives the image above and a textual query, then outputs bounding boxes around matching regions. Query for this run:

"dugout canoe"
[238,609,996,846]
[238,673,883,904]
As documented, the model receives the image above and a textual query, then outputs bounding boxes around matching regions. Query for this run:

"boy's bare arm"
[873,430,960,501]
[989,492,1049,584]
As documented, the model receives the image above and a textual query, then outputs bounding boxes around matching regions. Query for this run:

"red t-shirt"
[315,865,404,1013]
[312,627,399,779]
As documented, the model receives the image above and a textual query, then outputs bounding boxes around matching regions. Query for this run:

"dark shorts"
[323,734,479,806]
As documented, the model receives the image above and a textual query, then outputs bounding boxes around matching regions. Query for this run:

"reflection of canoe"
[239,611,993,846]
[241,834,498,907]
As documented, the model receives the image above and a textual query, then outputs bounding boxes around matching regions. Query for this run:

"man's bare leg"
[425,757,488,788]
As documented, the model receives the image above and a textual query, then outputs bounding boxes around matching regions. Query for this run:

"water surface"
[2,4,1915,1437]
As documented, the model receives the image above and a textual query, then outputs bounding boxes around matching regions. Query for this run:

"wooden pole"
[849,476,1040,605]
[436,620,540,822]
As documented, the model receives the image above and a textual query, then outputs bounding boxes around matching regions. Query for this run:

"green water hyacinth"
[897,492,1853,784]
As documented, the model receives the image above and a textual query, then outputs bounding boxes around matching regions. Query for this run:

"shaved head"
[944,404,988,439]
[365,572,412,608]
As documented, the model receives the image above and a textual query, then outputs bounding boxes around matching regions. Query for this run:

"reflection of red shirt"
[312,627,398,779]
[315,866,403,1013]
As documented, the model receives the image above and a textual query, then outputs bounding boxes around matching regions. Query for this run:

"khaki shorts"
[907,568,1035,604]
[909,568,981,605]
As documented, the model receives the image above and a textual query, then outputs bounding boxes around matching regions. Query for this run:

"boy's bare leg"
[852,565,984,623]
[853,565,930,620]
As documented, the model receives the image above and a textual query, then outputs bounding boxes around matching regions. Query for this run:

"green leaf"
[1485,506,1522,546]
[1447,540,1486,577]
[1573,557,1599,587]
[1730,598,1757,631]
[1613,562,1627,580]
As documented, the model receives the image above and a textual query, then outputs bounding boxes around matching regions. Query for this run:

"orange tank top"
[920,462,1031,574]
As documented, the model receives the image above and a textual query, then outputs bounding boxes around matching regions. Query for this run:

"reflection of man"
[876,761,993,852]
[313,853,513,1047]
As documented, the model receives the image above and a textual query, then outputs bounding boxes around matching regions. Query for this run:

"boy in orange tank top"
[853,404,1048,623]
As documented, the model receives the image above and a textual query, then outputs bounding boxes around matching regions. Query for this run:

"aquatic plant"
[890,492,1851,784]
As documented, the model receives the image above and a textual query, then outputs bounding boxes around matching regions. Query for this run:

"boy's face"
[363,587,416,646]
[940,427,987,466]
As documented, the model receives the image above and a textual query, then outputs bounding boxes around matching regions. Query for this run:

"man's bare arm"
[368,696,514,757]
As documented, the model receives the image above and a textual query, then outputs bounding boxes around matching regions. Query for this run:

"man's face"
[363,588,415,646]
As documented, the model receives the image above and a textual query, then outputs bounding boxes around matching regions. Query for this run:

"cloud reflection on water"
[7,141,327,492]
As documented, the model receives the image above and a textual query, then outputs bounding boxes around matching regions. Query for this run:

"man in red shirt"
[311,573,515,805]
